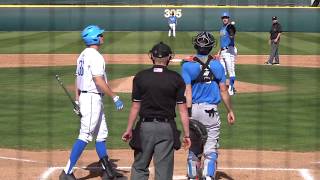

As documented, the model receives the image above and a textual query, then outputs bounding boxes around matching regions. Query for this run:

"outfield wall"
[0,0,311,6]
[0,6,319,32]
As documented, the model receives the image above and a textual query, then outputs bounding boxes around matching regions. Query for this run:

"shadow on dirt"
[216,171,234,180]
[77,159,129,180]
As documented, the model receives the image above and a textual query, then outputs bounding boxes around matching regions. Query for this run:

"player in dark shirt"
[122,42,191,180]
[265,16,283,65]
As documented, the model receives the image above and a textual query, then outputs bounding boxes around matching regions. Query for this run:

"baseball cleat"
[59,170,76,180]
[273,63,280,65]
[264,62,273,65]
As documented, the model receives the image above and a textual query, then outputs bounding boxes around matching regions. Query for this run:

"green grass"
[0,31,319,54]
[0,64,319,151]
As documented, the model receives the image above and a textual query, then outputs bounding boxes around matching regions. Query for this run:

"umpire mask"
[149,42,174,65]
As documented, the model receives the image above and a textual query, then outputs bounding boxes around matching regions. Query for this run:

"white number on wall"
[164,9,182,18]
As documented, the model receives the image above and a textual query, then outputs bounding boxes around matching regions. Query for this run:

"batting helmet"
[81,25,104,46]
[221,12,230,18]
[192,32,216,55]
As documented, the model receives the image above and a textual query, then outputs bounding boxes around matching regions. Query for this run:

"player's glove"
[189,119,208,147]
[73,100,81,117]
[113,96,124,110]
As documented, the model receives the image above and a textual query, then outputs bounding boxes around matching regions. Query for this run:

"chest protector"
[191,55,217,85]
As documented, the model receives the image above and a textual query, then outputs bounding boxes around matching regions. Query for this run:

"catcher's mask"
[149,42,174,65]
[192,32,216,55]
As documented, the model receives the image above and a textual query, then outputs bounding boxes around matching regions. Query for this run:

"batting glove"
[73,100,81,117]
[113,96,124,110]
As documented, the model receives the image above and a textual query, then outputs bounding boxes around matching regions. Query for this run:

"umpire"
[122,42,191,180]
[266,16,282,65]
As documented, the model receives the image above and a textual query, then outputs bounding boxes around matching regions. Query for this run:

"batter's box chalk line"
[39,166,314,180]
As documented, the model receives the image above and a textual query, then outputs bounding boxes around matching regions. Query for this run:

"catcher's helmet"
[192,32,216,55]
[81,25,104,46]
[221,12,230,18]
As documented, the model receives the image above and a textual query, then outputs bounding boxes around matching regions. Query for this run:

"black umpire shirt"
[270,22,282,40]
[132,65,186,119]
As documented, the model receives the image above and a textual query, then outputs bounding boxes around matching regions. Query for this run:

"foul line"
[39,166,315,180]
[0,156,39,163]
[299,169,314,180]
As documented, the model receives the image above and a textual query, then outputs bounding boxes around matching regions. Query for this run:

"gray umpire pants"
[131,121,174,180]
[268,40,280,64]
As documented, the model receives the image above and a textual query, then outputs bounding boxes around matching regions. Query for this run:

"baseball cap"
[150,42,172,58]
[272,16,278,20]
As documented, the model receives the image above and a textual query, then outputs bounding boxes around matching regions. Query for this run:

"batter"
[59,25,124,180]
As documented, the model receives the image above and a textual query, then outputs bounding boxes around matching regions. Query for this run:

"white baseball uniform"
[220,46,237,77]
[76,47,108,143]
[168,15,177,37]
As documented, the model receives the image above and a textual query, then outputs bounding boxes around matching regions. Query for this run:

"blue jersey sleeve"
[181,63,192,85]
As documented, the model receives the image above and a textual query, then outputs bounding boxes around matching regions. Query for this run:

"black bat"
[55,74,82,118]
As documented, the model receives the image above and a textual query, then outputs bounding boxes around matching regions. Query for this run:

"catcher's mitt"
[189,119,208,146]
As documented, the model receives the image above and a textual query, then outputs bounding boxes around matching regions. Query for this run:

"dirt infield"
[108,76,285,94]
[0,54,318,68]
[0,148,319,180]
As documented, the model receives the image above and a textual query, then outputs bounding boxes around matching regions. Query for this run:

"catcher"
[181,32,235,180]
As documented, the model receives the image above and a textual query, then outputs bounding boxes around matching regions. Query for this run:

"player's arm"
[74,77,80,101]
[220,83,235,125]
[215,63,235,125]
[176,75,191,149]
[181,64,193,117]
[178,103,191,149]
[122,75,142,141]
[93,76,116,98]
[93,75,123,110]
[122,102,140,142]
[185,85,192,115]
[274,24,282,42]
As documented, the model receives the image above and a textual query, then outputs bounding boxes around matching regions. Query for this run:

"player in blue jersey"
[182,32,235,180]
[168,12,177,37]
[216,12,237,96]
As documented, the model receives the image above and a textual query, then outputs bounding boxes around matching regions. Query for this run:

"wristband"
[184,136,190,138]
[112,95,120,102]
[187,107,192,117]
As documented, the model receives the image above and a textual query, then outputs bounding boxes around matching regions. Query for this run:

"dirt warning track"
[0,54,318,68]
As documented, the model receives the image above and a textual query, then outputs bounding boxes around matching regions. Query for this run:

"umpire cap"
[150,42,173,58]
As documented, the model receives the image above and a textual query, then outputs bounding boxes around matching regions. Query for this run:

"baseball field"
[0,30,319,179]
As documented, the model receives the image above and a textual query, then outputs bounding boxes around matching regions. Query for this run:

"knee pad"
[203,152,218,177]
[187,151,200,179]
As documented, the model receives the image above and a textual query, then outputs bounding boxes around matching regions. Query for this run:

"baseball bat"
[55,74,82,118]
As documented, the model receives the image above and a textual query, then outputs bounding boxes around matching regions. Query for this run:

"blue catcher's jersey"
[168,16,177,24]
[220,24,235,48]
[181,55,226,105]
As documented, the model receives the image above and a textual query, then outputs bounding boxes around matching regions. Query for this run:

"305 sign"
[164,9,182,18]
